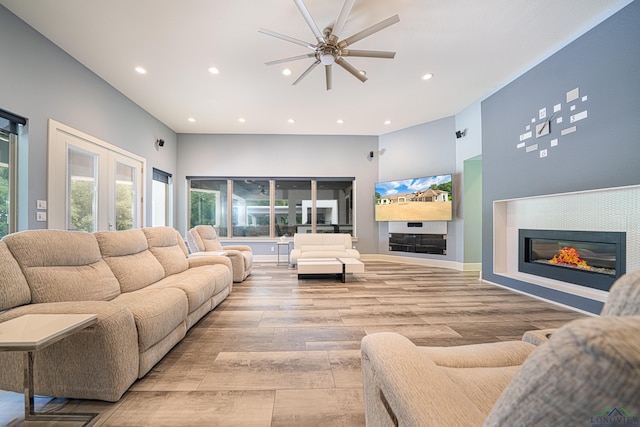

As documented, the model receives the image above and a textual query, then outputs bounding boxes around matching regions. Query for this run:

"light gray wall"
[175,133,380,253]
[455,102,483,264]
[481,1,640,312]
[0,5,177,230]
[377,117,461,263]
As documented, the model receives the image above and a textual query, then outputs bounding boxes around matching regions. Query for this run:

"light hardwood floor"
[0,261,587,426]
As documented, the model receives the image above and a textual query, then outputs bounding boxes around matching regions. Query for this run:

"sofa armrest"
[521,328,556,346]
[222,245,252,252]
[187,255,233,272]
[361,332,485,427]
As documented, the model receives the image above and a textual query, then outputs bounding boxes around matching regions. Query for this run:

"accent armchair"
[187,225,253,283]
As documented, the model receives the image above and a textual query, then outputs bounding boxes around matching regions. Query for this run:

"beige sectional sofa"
[0,226,232,402]
[290,233,360,265]
[361,270,640,426]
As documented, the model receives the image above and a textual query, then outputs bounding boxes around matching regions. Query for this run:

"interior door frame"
[47,119,146,231]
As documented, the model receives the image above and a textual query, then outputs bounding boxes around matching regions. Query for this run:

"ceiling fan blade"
[258,28,316,50]
[341,49,396,59]
[293,59,321,85]
[325,64,332,91]
[338,14,400,49]
[328,0,355,44]
[265,53,317,66]
[293,0,325,44]
[335,57,367,83]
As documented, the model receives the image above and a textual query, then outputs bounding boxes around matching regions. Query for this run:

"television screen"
[375,174,452,221]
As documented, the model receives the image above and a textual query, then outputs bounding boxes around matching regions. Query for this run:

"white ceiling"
[0,0,631,136]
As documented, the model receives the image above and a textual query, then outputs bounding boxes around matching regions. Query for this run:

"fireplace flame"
[548,246,591,270]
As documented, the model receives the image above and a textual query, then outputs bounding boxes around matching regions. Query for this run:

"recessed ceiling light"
[384,120,391,125]
[288,118,295,124]
[188,117,196,123]
[135,66,147,74]
[422,73,434,81]
[282,69,292,76]
[238,118,246,123]
[337,119,345,124]
[208,67,220,75]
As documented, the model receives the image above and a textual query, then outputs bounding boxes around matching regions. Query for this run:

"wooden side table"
[0,313,99,425]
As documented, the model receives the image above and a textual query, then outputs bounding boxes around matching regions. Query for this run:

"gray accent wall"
[481,1,640,312]
[0,5,177,229]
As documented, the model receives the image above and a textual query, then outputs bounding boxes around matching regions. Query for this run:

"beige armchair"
[361,269,640,426]
[186,225,253,283]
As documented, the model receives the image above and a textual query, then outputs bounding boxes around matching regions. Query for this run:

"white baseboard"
[360,253,467,271]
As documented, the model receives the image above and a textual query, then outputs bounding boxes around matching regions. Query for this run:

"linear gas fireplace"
[519,229,626,292]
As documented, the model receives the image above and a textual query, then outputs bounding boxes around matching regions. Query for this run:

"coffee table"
[297,257,364,282]
[0,313,99,425]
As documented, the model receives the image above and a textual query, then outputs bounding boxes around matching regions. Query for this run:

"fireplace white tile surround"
[493,185,639,303]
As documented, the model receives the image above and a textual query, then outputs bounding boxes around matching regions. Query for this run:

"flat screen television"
[375,174,452,221]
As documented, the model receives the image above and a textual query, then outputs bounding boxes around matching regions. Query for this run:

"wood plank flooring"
[0,261,587,426]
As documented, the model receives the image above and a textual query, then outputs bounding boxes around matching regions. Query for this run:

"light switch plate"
[36,211,47,221]
[37,200,47,210]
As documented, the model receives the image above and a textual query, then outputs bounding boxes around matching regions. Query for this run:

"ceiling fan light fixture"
[320,54,335,65]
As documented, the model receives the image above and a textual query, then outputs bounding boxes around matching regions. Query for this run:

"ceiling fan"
[259,0,399,90]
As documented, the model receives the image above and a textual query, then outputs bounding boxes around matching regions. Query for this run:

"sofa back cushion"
[95,229,165,293]
[484,315,640,426]
[294,233,351,249]
[142,227,189,276]
[0,241,31,310]
[187,225,223,252]
[3,230,121,303]
[601,269,640,316]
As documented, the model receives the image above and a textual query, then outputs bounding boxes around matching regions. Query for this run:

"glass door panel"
[115,162,136,230]
[0,129,11,237]
[67,146,98,232]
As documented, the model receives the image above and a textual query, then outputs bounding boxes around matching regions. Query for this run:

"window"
[232,179,270,237]
[274,179,311,236]
[315,179,354,234]
[152,168,172,227]
[188,177,355,238]
[0,108,25,238]
[189,179,228,237]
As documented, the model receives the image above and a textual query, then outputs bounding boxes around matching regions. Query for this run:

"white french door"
[48,120,145,231]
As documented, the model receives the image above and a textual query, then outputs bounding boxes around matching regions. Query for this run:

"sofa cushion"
[443,365,520,417]
[142,227,189,276]
[111,288,188,352]
[95,229,166,293]
[484,315,640,426]
[0,241,31,310]
[3,230,121,303]
[149,267,217,314]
